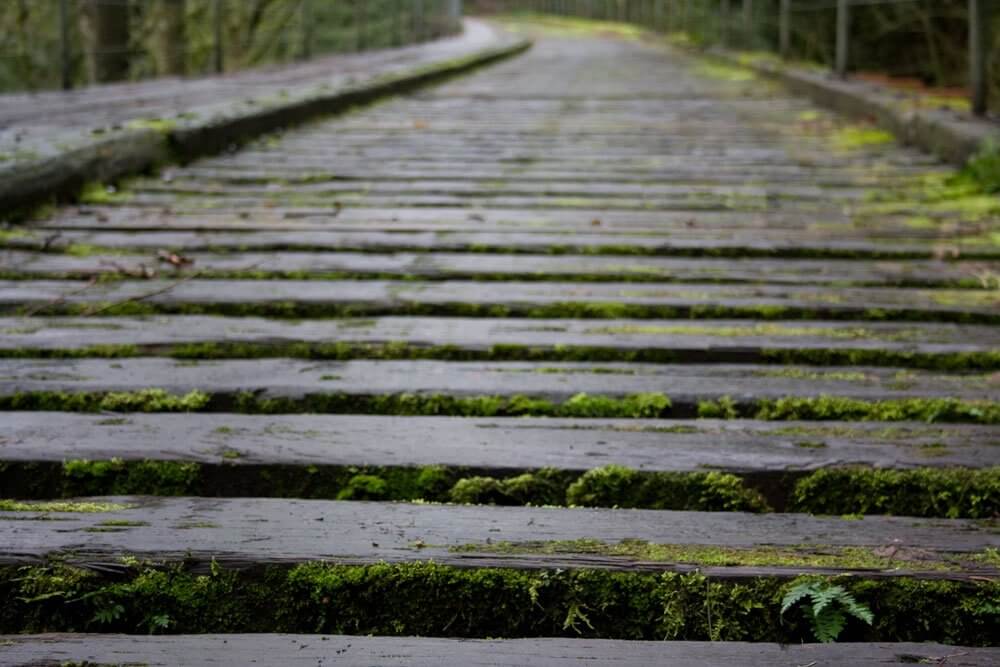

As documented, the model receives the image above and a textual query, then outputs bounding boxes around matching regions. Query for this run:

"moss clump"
[566,466,770,512]
[450,469,569,506]
[754,396,1000,424]
[791,467,1000,519]
[697,396,739,419]
[0,562,996,644]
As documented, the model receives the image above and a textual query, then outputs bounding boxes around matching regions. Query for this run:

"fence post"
[213,0,224,73]
[720,0,730,47]
[743,0,752,48]
[779,0,790,59]
[835,0,849,78]
[970,0,994,115]
[300,0,312,60]
[59,0,72,89]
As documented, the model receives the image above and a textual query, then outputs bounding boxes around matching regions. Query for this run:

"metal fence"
[0,0,463,93]
[495,0,997,116]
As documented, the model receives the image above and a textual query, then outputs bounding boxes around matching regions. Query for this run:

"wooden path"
[1,19,998,665]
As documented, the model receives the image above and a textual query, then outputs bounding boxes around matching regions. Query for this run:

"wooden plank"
[5,250,994,288]
[2,413,996,472]
[1,280,995,321]
[2,635,997,667]
[1,316,997,360]
[0,359,994,404]
[8,228,991,259]
[1,496,996,576]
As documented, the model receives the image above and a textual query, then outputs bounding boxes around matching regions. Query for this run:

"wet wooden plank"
[2,413,996,472]
[1,496,996,576]
[0,359,993,403]
[2,635,997,667]
[2,315,997,359]
[0,280,994,320]
[4,250,993,288]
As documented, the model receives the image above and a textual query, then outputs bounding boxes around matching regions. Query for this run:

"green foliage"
[964,139,1000,194]
[781,580,873,643]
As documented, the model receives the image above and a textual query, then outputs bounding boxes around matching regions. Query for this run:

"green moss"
[754,396,1000,424]
[0,562,995,644]
[697,396,739,419]
[62,459,200,496]
[790,467,1000,519]
[0,389,210,413]
[450,539,966,573]
[3,461,994,518]
[566,466,769,512]
[0,500,131,512]
[831,126,895,151]
[78,182,132,205]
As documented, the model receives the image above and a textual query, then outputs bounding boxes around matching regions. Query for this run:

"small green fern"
[781,581,873,642]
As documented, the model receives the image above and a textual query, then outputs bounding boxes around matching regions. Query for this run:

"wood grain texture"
[1,497,996,578]
[2,635,998,667]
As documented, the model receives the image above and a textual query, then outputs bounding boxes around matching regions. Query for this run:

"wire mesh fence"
[482,0,998,115]
[0,0,463,93]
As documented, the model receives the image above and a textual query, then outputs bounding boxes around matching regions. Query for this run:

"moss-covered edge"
[1,562,996,645]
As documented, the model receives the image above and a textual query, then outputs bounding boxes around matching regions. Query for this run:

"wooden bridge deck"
[0,18,997,665]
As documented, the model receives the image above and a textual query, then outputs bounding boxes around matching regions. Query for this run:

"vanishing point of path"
[1,22,998,665]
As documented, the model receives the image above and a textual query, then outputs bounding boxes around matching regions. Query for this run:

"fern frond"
[833,589,874,626]
[780,582,815,616]
[810,584,846,616]
[813,608,846,643]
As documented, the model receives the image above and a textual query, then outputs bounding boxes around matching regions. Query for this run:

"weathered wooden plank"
[7,228,991,259]
[5,250,993,288]
[1,280,995,321]
[0,359,993,403]
[1,316,997,361]
[2,413,995,472]
[1,496,996,574]
[2,635,997,667]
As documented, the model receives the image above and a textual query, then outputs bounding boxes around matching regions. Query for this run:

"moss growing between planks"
[565,465,769,512]
[790,468,1000,519]
[3,463,995,519]
[2,390,998,424]
[3,341,999,371]
[0,389,209,413]
[0,562,996,644]
[14,299,998,324]
[753,396,1000,424]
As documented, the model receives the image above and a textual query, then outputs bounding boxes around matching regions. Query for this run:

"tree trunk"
[152,0,186,76]
[80,0,131,83]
